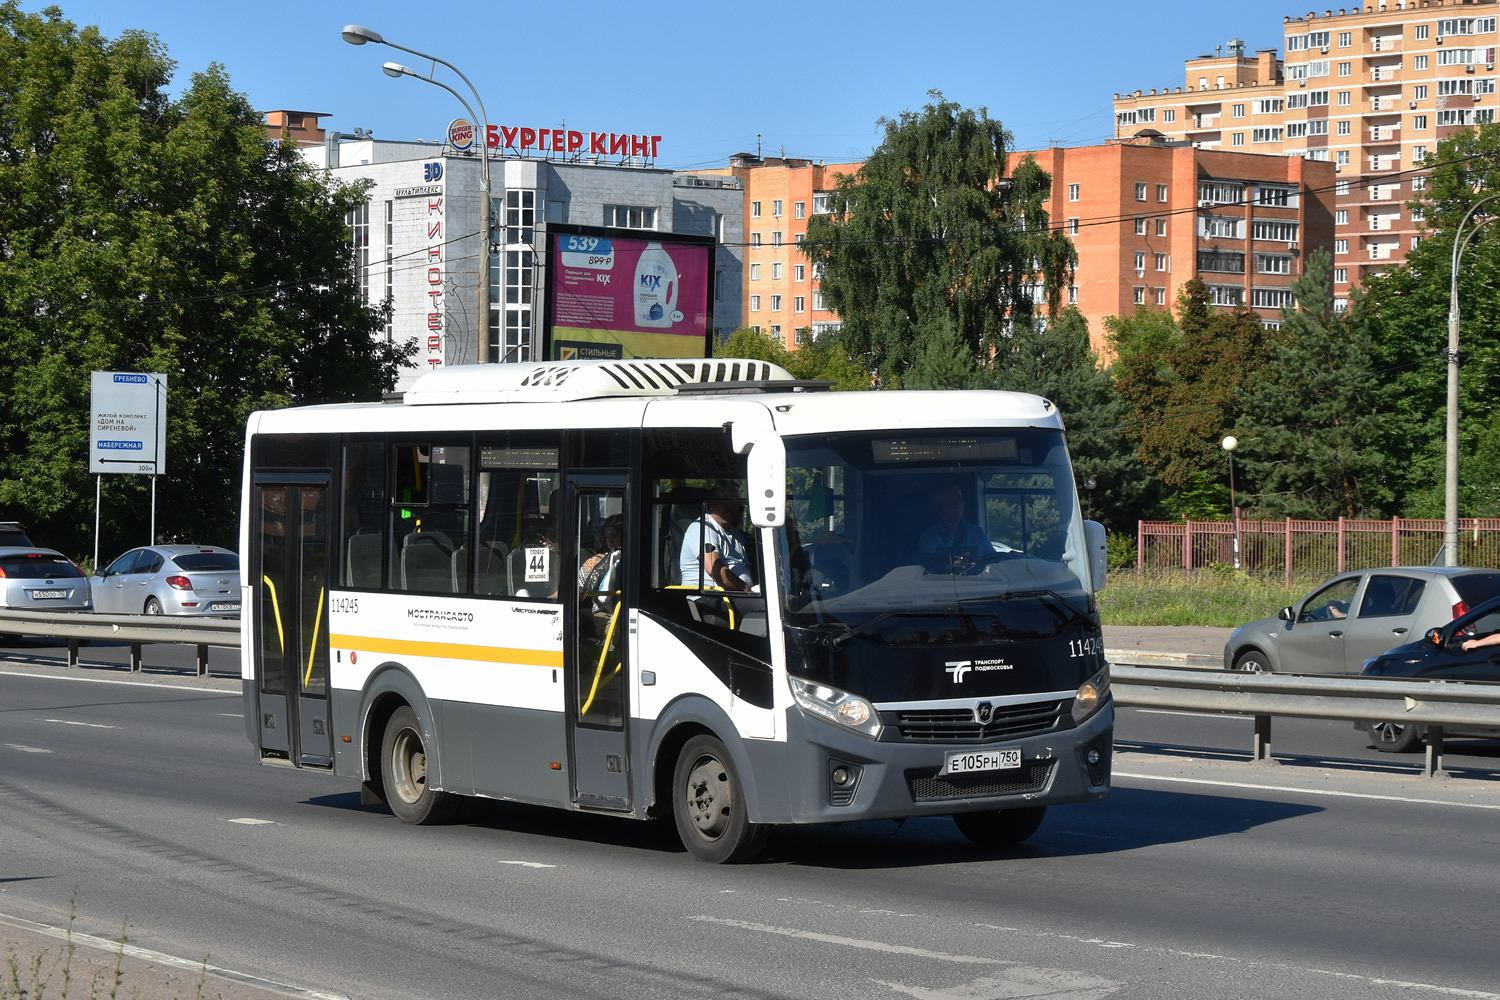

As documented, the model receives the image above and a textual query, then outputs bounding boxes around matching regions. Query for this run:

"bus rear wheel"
[672,735,767,863]
[953,806,1047,848]
[380,706,456,825]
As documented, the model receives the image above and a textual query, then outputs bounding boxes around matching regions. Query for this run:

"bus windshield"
[778,429,1093,686]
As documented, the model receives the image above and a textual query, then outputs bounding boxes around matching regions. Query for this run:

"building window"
[812,192,832,214]
[1134,251,1147,273]
[1232,132,1244,147]
[1340,31,1352,46]
[751,201,761,218]
[1157,183,1169,203]
[604,204,656,229]
[1252,288,1294,309]
[1068,183,1080,201]
[1068,217,1080,235]
[1412,235,1422,250]
[1252,219,1299,242]
[750,295,761,311]
[812,290,826,311]
[794,264,805,281]
[1334,268,1348,283]
[771,262,782,280]
[1414,54,1428,71]
[1413,85,1428,101]
[770,294,782,311]
[1200,215,1243,239]
[1252,127,1284,143]
[1207,285,1243,307]
[1134,286,1146,305]
[1414,146,1427,162]
[794,295,805,313]
[1411,206,1426,223]
[1257,254,1292,274]
[770,324,781,339]
[1135,217,1147,235]
[1338,62,1351,77]
[772,231,783,247]
[1068,285,1078,305]
[1233,104,1245,118]
[1413,25,1427,41]
[1257,185,1294,207]
[1336,179,1350,195]
[1163,110,1176,123]
[1200,181,1245,205]
[772,199,783,217]
[1337,91,1351,107]
[1156,219,1167,237]
[751,232,761,246]
[1335,238,1348,254]
[795,233,805,244]
[1155,287,1166,306]
[1335,209,1349,225]
[1412,175,1427,191]
[346,201,370,303]
[1135,182,1148,201]
[1337,150,1350,165]
[750,263,761,280]
[1337,120,1351,136]
[1414,115,1428,131]
[1155,252,1167,271]
[1197,250,1245,273]
[795,201,805,219]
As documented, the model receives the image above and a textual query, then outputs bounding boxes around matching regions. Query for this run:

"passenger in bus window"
[679,482,753,592]
[579,514,624,610]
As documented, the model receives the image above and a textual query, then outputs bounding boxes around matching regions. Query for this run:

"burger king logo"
[447,118,475,151]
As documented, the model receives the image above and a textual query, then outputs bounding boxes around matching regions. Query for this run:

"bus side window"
[341,439,386,589]
[389,442,472,594]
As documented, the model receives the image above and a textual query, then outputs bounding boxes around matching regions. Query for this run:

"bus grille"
[905,762,1055,802]
[885,702,1066,744]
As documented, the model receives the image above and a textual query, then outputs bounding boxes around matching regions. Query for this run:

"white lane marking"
[496,860,555,868]
[875,968,1120,999]
[4,744,53,754]
[1133,709,1247,720]
[0,668,228,695]
[687,916,1004,965]
[978,923,1500,998]
[227,817,276,825]
[44,719,117,729]
[219,713,243,718]
[0,910,347,1000]
[1115,771,1500,810]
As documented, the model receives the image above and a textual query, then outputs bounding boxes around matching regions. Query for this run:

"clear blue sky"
[30,0,1289,170]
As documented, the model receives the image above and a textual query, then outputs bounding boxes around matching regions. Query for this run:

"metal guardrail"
[1110,660,1500,777]
[0,609,240,676]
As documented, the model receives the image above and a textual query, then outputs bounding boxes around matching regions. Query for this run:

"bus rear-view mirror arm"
[729,422,786,529]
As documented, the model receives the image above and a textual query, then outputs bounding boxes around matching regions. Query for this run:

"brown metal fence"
[1137,518,1500,582]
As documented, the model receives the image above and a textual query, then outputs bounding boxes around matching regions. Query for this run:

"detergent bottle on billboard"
[634,242,678,327]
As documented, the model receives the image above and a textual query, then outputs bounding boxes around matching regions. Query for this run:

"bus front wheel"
[953,805,1046,848]
[380,706,457,825]
[672,735,767,863]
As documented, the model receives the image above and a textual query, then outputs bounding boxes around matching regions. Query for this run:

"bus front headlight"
[790,678,882,738]
[1071,665,1111,726]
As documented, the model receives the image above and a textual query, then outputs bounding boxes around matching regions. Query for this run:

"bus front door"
[566,476,630,811]
[253,479,334,769]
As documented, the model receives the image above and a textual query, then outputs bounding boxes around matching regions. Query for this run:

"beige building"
[1112,1,1500,303]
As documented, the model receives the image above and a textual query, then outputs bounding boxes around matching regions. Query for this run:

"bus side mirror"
[1084,520,1107,593]
[730,423,786,528]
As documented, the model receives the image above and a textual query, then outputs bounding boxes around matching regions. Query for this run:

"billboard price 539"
[545,227,713,361]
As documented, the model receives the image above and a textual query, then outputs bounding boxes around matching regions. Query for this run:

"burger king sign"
[447,118,475,152]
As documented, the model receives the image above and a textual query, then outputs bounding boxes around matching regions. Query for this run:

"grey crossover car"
[0,547,92,612]
[90,545,241,616]
[1224,567,1500,674]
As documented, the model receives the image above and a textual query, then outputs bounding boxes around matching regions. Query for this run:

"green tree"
[1107,280,1275,513]
[717,327,871,390]
[800,92,1073,381]
[1234,249,1391,519]
[1363,123,1500,517]
[0,4,411,559]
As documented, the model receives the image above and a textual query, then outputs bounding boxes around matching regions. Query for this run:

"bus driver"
[679,482,754,593]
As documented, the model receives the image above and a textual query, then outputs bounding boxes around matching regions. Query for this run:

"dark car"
[1224,567,1500,674]
[1358,594,1500,751]
[0,522,33,547]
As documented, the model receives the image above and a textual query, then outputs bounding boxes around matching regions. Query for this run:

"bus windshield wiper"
[829,611,907,649]
[957,588,1093,628]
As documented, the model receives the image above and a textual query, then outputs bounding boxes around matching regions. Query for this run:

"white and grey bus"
[240,358,1112,862]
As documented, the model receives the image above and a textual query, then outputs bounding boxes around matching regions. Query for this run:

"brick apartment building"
[1112,0,1500,303]
[1012,137,1336,350]
[696,154,863,349]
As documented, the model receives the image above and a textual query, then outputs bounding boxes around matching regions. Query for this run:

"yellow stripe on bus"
[328,633,563,668]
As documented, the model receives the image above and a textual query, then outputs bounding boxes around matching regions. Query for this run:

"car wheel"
[953,806,1047,847]
[672,735,767,863]
[1233,650,1272,673]
[144,597,163,616]
[380,706,457,824]
[1369,720,1424,753]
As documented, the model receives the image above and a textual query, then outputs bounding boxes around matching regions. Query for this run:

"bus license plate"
[943,747,1022,775]
[211,602,240,612]
[30,590,66,600]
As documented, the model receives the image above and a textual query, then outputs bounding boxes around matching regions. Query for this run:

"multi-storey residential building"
[1113,2,1500,303]
[1012,137,1335,351]
[696,154,863,349]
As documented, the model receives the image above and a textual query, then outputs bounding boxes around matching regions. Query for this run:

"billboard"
[89,371,167,475]
[543,224,715,361]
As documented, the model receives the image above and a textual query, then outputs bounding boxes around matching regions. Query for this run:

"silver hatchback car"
[0,547,92,612]
[90,545,241,617]
[1224,566,1500,673]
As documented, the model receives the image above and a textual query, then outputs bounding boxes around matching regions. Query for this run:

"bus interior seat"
[402,531,456,592]
[346,531,383,588]
[659,489,708,588]
[468,539,511,595]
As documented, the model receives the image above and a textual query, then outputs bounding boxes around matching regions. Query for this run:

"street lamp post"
[1444,192,1500,566]
[342,25,493,365]
[1222,436,1241,571]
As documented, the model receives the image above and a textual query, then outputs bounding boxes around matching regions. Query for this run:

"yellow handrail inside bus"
[261,575,285,654]
[665,584,738,630]
[303,586,325,689]
[580,595,623,716]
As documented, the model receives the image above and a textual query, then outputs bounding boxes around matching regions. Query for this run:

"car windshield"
[173,553,238,572]
[0,554,82,579]
[778,429,1091,631]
